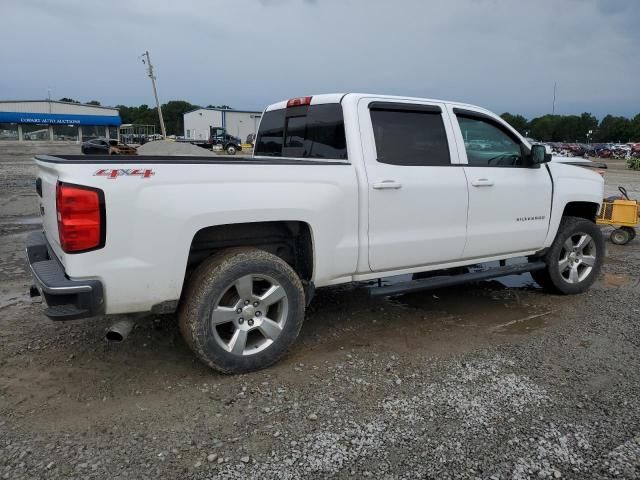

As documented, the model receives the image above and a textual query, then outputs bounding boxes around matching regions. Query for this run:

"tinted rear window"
[370,108,450,166]
[255,104,347,159]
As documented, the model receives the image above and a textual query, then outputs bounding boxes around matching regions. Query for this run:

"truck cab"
[209,127,242,155]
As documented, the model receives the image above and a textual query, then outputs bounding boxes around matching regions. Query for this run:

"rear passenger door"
[358,99,469,272]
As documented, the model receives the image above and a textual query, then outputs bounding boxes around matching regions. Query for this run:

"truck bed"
[35,155,347,165]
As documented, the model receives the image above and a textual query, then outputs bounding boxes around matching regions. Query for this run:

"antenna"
[140,51,167,138]
[552,81,557,115]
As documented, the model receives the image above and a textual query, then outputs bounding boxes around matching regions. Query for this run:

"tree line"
[58,98,640,142]
[500,112,640,143]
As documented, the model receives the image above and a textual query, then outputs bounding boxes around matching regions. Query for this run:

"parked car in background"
[81,138,137,155]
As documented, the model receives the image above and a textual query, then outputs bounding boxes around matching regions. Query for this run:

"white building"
[0,100,121,142]
[184,108,262,143]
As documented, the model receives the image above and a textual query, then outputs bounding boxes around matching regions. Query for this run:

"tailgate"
[35,159,62,253]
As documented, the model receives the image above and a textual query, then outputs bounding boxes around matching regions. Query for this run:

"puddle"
[599,272,640,289]
[493,272,539,289]
[289,268,556,363]
[387,282,548,334]
[489,310,553,334]
[348,262,550,339]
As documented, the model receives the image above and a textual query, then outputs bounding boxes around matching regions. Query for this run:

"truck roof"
[264,93,485,114]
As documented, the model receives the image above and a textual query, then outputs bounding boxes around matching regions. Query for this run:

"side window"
[283,104,347,159]
[255,109,285,155]
[369,107,450,166]
[457,115,524,167]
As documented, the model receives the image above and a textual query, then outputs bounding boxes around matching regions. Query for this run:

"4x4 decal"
[94,168,155,179]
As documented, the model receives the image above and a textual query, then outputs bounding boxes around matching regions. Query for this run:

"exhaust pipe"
[105,319,134,342]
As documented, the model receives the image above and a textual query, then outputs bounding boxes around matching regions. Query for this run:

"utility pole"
[140,50,166,138]
[552,81,557,115]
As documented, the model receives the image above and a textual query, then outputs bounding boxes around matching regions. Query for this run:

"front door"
[449,107,553,259]
[359,99,469,272]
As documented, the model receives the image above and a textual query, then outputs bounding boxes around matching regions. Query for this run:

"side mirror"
[530,144,551,166]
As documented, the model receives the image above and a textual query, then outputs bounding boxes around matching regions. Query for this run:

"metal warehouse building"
[184,108,262,143]
[0,100,121,142]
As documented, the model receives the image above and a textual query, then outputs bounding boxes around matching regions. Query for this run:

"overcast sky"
[1,0,638,118]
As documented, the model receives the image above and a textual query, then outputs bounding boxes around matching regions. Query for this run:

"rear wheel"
[535,216,604,294]
[226,145,237,155]
[179,248,305,373]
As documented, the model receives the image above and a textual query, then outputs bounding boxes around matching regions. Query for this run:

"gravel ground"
[137,140,217,156]
[1,143,639,480]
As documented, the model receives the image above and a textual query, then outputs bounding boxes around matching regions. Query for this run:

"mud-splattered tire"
[535,216,604,295]
[178,248,305,374]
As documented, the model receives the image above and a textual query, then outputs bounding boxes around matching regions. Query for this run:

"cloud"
[0,0,638,118]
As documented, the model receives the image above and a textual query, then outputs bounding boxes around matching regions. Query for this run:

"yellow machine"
[597,187,639,245]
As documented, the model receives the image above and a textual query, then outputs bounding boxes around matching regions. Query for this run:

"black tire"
[226,145,237,155]
[622,226,636,242]
[610,228,631,245]
[530,268,554,291]
[178,247,305,374]
[537,216,605,295]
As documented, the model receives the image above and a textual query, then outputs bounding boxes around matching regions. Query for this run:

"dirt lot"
[1,143,639,480]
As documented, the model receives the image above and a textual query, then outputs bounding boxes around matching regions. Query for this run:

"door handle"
[372,180,402,190]
[471,178,494,187]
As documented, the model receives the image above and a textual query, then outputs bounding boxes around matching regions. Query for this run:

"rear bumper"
[26,231,104,320]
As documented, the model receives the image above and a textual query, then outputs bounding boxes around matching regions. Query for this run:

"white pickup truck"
[27,93,605,373]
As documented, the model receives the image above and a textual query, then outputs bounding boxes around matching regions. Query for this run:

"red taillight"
[286,96,312,107]
[56,182,105,253]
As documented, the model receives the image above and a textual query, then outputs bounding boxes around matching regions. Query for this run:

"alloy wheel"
[210,274,288,356]
[558,233,596,284]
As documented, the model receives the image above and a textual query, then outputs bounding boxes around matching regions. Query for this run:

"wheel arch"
[544,198,602,248]
[561,201,600,222]
[184,220,315,288]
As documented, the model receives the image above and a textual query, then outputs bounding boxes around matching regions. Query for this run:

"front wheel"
[226,145,237,155]
[178,248,305,373]
[534,216,604,294]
